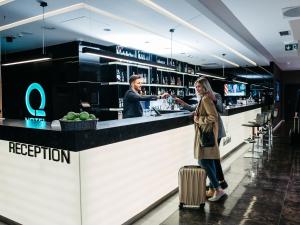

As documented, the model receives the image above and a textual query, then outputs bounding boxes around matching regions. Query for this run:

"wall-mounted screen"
[224,83,246,96]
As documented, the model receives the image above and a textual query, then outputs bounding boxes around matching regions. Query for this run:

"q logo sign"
[25,83,46,117]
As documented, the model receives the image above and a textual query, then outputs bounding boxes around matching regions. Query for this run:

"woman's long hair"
[194,77,214,97]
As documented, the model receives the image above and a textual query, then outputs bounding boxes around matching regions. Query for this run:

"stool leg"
[244,127,261,159]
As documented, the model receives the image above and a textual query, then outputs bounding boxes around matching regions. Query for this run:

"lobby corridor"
[159,122,300,225]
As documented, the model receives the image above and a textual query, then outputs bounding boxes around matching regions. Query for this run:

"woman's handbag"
[200,126,215,147]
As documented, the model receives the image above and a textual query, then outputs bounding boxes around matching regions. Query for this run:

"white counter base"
[0,108,261,225]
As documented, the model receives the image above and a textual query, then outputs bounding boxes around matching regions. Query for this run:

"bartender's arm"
[174,97,196,112]
[127,91,169,102]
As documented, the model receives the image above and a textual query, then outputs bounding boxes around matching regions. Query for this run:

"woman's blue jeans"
[198,159,220,189]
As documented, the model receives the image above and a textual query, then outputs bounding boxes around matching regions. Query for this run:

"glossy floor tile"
[159,122,300,225]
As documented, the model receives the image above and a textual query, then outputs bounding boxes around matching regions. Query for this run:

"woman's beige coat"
[194,95,220,160]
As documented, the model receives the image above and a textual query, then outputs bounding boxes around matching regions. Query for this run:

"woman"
[175,90,228,195]
[193,77,225,202]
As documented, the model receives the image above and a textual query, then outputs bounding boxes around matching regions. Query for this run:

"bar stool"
[261,111,272,151]
[256,113,268,150]
[242,122,263,179]
[248,113,265,153]
[242,123,262,159]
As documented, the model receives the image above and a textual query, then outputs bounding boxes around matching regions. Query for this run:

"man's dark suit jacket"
[123,88,158,118]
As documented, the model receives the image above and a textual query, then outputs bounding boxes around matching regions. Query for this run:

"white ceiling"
[0,0,300,71]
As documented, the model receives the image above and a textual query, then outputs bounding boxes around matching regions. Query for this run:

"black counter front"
[0,103,264,151]
[0,111,193,151]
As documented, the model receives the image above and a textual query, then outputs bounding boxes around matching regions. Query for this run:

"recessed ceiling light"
[180,52,185,54]
[144,41,150,44]
[103,28,111,32]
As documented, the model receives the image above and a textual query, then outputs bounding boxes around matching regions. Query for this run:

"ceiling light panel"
[138,0,257,66]
[0,0,238,67]
[1,0,258,68]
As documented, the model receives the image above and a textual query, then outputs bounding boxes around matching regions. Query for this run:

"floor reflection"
[161,123,300,225]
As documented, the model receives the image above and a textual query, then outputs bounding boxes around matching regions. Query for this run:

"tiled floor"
[134,122,300,225]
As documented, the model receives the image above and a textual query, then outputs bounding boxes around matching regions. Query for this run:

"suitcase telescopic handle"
[183,165,202,168]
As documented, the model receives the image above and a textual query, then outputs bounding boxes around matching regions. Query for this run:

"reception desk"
[0,104,262,225]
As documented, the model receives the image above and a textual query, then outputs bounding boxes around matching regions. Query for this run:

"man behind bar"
[123,75,169,118]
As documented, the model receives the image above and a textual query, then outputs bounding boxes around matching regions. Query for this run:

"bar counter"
[0,111,192,151]
[222,102,263,116]
[0,104,262,225]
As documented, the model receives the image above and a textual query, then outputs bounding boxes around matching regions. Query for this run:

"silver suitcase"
[178,165,206,209]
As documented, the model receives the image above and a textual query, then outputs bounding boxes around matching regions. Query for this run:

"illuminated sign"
[25,83,46,118]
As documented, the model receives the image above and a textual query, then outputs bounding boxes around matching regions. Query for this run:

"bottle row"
[116,70,189,86]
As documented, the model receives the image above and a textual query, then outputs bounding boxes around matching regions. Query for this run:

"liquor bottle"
[156,73,159,83]
[121,71,124,82]
[177,77,181,86]
[116,69,121,82]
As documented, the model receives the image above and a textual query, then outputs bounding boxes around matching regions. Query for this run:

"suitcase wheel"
[179,203,184,210]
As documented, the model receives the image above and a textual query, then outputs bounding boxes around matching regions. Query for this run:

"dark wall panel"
[1,42,80,121]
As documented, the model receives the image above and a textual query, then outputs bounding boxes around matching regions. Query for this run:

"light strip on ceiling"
[212,54,239,67]
[82,47,175,71]
[258,66,273,76]
[196,72,226,80]
[0,3,84,31]
[137,0,256,66]
[2,57,51,66]
[232,79,248,84]
[0,0,14,6]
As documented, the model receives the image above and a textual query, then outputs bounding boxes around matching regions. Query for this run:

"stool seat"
[242,123,262,128]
